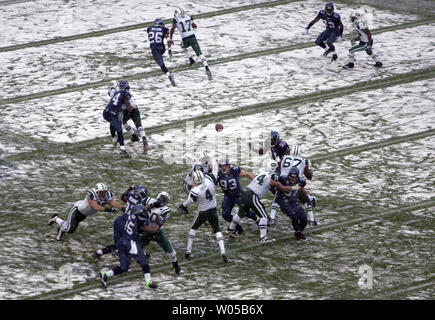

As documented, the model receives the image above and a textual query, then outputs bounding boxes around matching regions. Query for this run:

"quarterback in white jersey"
[169,7,212,80]
[342,12,382,69]
[178,170,227,263]
[48,183,123,241]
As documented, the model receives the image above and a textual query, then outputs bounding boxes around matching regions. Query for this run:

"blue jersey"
[277,175,306,203]
[147,25,169,49]
[217,166,242,199]
[106,90,131,114]
[124,192,146,215]
[120,212,147,242]
[316,10,343,33]
[272,140,290,161]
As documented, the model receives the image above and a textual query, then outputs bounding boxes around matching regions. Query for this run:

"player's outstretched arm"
[108,199,123,210]
[240,170,254,180]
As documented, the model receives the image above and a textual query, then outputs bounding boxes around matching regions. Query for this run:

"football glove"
[302,28,309,35]
[105,207,118,214]
[178,203,189,215]
[168,49,173,57]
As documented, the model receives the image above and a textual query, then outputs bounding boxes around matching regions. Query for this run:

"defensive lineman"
[48,183,122,241]
[169,7,212,80]
[342,12,383,69]
[178,170,227,263]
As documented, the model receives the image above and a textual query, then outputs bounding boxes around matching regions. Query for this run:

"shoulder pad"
[333,13,340,19]
[270,173,278,181]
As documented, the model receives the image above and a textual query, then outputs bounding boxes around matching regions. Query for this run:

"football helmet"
[192,169,204,184]
[134,185,148,199]
[350,11,361,23]
[218,158,230,175]
[131,204,145,216]
[95,182,108,192]
[118,80,130,91]
[267,160,278,173]
[174,6,185,18]
[156,191,170,205]
[288,167,300,183]
[292,144,301,156]
[154,18,164,27]
[325,2,334,16]
[270,131,280,146]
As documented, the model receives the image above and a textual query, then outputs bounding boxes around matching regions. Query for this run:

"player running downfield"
[178,170,227,263]
[169,7,212,80]
[302,2,344,61]
[342,11,383,69]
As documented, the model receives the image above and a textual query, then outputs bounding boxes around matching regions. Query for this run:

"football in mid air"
[215,123,224,132]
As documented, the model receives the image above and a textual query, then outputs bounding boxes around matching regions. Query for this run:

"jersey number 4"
[205,189,213,201]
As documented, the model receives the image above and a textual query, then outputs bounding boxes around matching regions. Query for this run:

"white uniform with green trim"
[173,14,195,39]
[247,171,277,199]
[352,18,369,42]
[74,189,113,216]
[280,155,311,178]
[143,197,171,225]
[187,173,217,212]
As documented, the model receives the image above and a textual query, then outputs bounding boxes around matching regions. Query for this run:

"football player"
[139,191,182,274]
[98,204,158,289]
[272,145,317,226]
[147,18,176,86]
[227,160,296,243]
[107,80,149,153]
[302,2,344,61]
[102,80,134,157]
[277,168,310,241]
[216,158,258,234]
[178,170,227,263]
[48,182,122,241]
[182,151,214,193]
[169,7,212,80]
[342,12,383,69]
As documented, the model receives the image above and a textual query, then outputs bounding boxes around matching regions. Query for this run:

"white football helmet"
[267,160,278,173]
[192,169,204,184]
[292,144,302,156]
[95,182,108,192]
[174,6,185,18]
[350,11,362,23]
[156,191,170,205]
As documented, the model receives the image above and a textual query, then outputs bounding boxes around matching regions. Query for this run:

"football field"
[0,0,434,300]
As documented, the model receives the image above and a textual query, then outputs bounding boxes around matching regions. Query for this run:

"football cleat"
[120,149,131,158]
[48,213,58,226]
[99,272,108,287]
[92,251,104,262]
[259,236,275,244]
[142,137,148,153]
[295,231,307,241]
[168,73,176,86]
[205,66,212,80]
[331,54,338,61]
[227,228,238,238]
[173,262,182,274]
[268,218,275,227]
[375,61,383,68]
[189,57,195,66]
[145,281,158,289]
[308,220,318,226]
[342,62,354,69]
[184,251,191,259]
[56,228,64,241]
[235,224,244,235]
[131,133,139,142]
[221,254,228,263]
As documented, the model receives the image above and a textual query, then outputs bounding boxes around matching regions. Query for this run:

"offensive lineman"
[342,12,383,69]
[178,170,227,263]
[169,7,212,80]
[48,183,122,241]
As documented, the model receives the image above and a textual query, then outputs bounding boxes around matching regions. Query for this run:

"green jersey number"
[179,20,192,32]
[205,189,213,201]
[256,174,266,185]
[283,157,302,168]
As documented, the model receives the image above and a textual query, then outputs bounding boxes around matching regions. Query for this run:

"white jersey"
[173,14,195,39]
[187,173,217,212]
[247,171,278,199]
[280,155,310,179]
[144,197,171,226]
[108,85,137,110]
[353,18,369,42]
[74,189,113,216]
[183,161,217,188]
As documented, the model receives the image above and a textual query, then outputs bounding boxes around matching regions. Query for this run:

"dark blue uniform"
[124,192,146,215]
[313,10,343,51]
[113,211,150,275]
[272,140,290,163]
[217,166,257,223]
[277,176,308,234]
[147,25,169,74]
[102,89,131,146]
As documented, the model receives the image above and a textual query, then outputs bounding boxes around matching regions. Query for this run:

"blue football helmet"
[288,167,300,183]
[154,18,164,26]
[131,204,145,216]
[133,185,148,199]
[118,80,130,91]
[271,131,280,146]
[325,2,334,16]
